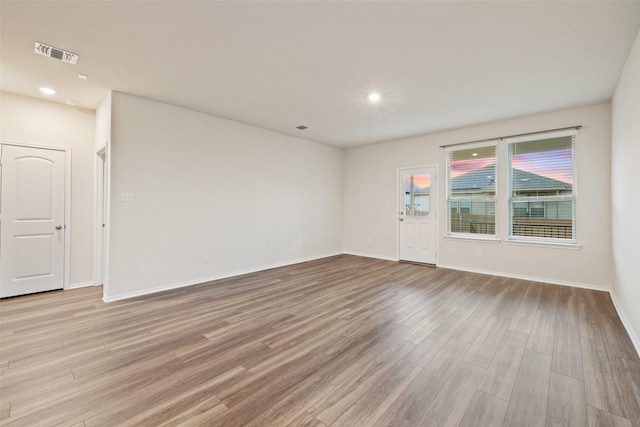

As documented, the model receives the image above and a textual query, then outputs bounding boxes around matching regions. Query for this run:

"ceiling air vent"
[34,42,78,65]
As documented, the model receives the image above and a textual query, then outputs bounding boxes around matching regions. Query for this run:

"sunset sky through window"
[404,175,430,188]
[450,149,573,184]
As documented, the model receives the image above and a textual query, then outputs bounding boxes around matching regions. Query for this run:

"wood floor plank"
[1,402,10,422]
[479,329,528,401]
[372,410,416,427]
[332,359,421,427]
[587,405,633,427]
[578,302,604,340]
[415,361,486,427]
[502,349,552,427]
[454,285,511,343]
[245,376,335,427]
[462,315,510,368]
[0,255,637,426]
[389,338,471,423]
[159,400,227,426]
[526,308,557,355]
[599,314,640,362]
[546,372,588,426]
[309,339,415,425]
[552,320,584,380]
[458,390,507,427]
[581,336,625,417]
[609,354,640,425]
[556,286,579,326]
[508,281,543,334]
[286,411,327,427]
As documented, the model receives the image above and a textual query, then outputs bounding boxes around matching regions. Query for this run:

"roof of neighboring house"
[451,164,571,193]
[404,181,430,195]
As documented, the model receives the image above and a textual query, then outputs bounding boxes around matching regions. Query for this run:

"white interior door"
[399,166,437,264]
[1,144,66,298]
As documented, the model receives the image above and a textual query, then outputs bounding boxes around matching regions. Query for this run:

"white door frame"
[1,140,72,290]
[396,164,438,264]
[93,148,106,286]
[100,141,111,301]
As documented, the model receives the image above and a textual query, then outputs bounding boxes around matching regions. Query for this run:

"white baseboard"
[342,251,398,262]
[102,252,343,302]
[609,290,640,358]
[68,281,95,290]
[436,262,610,292]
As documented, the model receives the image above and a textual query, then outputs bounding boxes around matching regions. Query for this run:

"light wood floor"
[1,255,639,426]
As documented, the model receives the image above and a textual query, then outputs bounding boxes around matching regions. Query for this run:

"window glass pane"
[509,133,575,242]
[449,146,496,198]
[513,201,528,217]
[511,200,573,239]
[404,174,429,216]
[510,136,573,197]
[448,201,495,235]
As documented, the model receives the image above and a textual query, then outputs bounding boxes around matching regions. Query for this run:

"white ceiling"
[2,1,640,148]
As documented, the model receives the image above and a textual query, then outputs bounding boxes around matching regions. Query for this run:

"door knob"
[399,218,404,222]
[55,225,62,230]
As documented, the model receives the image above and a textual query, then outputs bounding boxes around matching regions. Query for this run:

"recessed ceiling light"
[471,152,478,157]
[368,93,381,103]
[296,125,309,130]
[77,73,88,80]
[39,87,56,95]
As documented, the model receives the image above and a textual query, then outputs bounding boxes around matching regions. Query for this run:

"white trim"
[0,139,71,152]
[436,262,609,291]
[444,234,501,242]
[343,251,399,262]
[102,252,342,302]
[444,139,499,152]
[504,238,581,250]
[397,164,438,264]
[93,149,106,286]
[609,290,640,358]
[0,140,72,291]
[503,128,578,144]
[68,281,95,289]
[103,141,111,299]
[445,141,498,238]
[64,148,72,290]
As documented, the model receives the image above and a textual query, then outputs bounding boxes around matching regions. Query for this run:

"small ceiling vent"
[34,41,78,65]
[296,125,309,130]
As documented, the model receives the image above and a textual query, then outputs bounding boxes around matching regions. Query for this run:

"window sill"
[504,239,581,250]
[444,234,501,243]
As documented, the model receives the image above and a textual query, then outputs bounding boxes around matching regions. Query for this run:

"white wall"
[611,30,640,352]
[95,92,111,152]
[105,92,343,300]
[0,91,95,287]
[344,102,613,290]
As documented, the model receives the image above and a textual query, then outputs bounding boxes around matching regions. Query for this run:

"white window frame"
[445,141,499,240]
[506,129,577,244]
